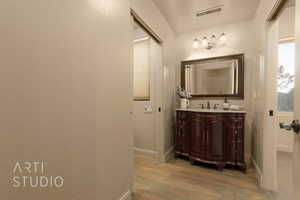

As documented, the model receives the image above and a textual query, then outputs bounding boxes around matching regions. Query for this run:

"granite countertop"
[176,108,246,114]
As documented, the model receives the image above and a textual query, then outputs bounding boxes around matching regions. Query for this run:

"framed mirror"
[181,54,244,99]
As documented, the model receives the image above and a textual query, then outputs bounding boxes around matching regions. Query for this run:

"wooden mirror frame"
[181,54,245,99]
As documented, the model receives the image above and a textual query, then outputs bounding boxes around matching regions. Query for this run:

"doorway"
[131,10,164,163]
[264,0,299,199]
[276,3,295,199]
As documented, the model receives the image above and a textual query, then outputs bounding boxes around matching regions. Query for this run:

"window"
[133,38,150,100]
[277,41,295,112]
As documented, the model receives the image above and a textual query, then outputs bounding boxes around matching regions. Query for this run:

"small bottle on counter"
[223,98,229,110]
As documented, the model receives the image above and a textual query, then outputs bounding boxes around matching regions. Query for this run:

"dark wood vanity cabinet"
[175,110,246,171]
[176,111,189,156]
[189,113,206,158]
[225,116,245,167]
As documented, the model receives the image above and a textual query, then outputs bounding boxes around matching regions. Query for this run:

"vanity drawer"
[176,111,188,120]
[224,116,244,145]
[228,115,244,126]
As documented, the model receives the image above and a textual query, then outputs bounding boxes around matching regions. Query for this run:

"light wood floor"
[133,156,271,200]
[276,151,293,200]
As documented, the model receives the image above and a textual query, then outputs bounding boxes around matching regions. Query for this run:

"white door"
[263,20,279,191]
[149,38,164,162]
[279,1,300,198]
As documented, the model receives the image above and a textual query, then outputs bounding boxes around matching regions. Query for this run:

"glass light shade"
[193,39,199,49]
[202,37,208,48]
[211,35,217,44]
[220,33,227,44]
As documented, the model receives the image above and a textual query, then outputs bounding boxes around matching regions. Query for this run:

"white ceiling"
[153,0,260,34]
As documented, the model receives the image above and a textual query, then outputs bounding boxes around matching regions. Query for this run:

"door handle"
[279,120,300,134]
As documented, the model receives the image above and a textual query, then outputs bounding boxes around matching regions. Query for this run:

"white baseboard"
[265,191,277,200]
[245,154,251,165]
[161,146,175,163]
[134,147,158,160]
[277,145,293,152]
[134,146,174,163]
[251,157,263,187]
[119,190,131,200]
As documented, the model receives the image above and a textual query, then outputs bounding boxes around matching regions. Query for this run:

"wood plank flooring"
[276,151,293,200]
[133,156,271,200]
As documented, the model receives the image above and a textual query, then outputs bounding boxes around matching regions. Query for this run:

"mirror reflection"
[181,54,244,99]
[185,59,238,95]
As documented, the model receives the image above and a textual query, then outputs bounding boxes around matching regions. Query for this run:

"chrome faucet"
[214,104,220,109]
[199,103,205,109]
[207,101,210,109]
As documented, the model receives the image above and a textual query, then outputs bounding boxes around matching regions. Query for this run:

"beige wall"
[176,20,256,161]
[131,0,177,159]
[279,6,295,39]
[254,0,279,51]
[0,0,133,199]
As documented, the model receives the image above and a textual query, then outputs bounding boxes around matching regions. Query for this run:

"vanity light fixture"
[193,33,227,50]
[219,33,227,44]
[193,39,199,50]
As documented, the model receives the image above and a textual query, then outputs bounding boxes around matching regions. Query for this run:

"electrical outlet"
[144,106,152,113]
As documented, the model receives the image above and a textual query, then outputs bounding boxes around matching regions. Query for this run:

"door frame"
[131,9,162,44]
[131,9,165,163]
[262,0,291,191]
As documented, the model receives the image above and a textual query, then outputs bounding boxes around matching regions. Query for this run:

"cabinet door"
[176,111,189,155]
[226,117,236,162]
[190,113,206,158]
[182,120,189,155]
[206,115,226,161]
[226,115,245,163]
[175,119,184,153]
[236,140,244,162]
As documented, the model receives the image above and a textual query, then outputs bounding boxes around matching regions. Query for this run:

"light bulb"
[202,37,208,48]
[193,39,199,50]
[220,33,227,45]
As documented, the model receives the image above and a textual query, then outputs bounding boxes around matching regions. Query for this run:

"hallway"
[133,157,270,200]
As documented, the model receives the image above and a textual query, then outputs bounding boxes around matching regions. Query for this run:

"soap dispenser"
[223,98,229,110]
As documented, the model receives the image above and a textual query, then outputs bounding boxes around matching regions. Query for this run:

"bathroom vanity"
[175,108,246,171]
